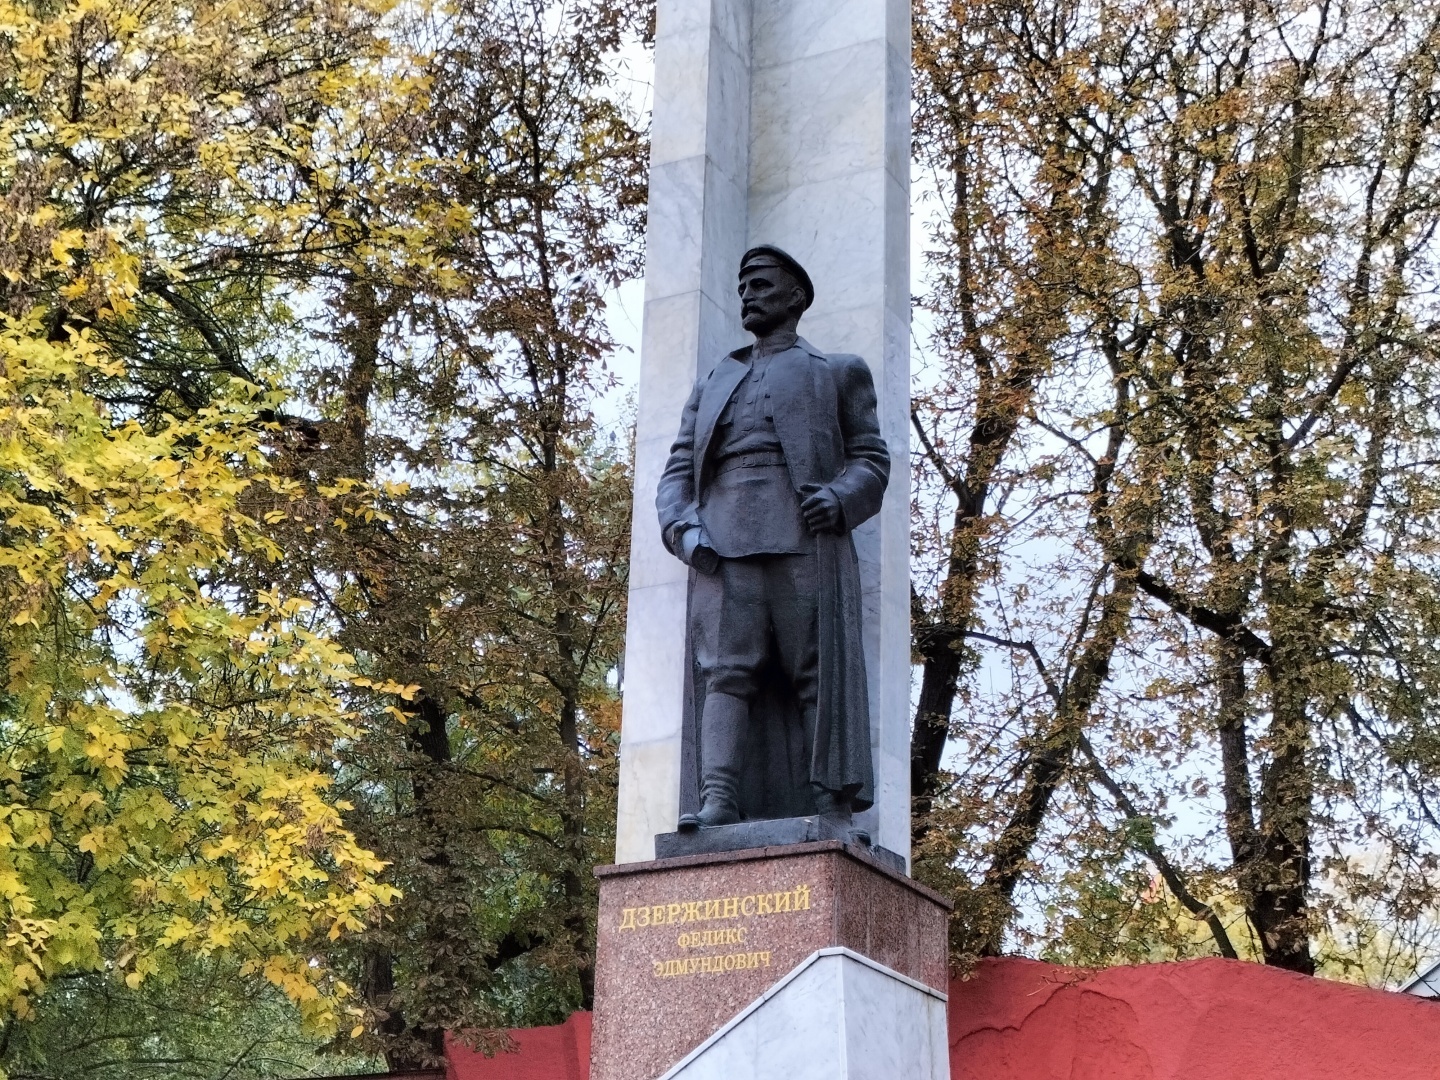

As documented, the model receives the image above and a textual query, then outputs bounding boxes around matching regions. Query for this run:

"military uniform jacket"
[657,338,890,557]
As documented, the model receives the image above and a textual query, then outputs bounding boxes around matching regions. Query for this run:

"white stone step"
[660,947,950,1080]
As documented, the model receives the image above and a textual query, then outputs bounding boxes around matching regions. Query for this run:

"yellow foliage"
[0,314,400,1028]
[0,0,406,1033]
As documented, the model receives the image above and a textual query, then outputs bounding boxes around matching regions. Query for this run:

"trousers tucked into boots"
[678,553,854,828]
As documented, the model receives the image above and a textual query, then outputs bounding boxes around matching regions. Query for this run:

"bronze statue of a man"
[657,246,890,831]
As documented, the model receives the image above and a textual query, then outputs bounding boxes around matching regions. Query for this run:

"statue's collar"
[728,336,825,362]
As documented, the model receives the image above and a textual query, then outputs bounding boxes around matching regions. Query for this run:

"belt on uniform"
[713,452,789,474]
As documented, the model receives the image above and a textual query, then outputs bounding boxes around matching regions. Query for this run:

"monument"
[613,0,913,866]
[590,2,949,1078]
[658,244,888,838]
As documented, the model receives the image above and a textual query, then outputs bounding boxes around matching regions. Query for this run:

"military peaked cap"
[739,244,815,310]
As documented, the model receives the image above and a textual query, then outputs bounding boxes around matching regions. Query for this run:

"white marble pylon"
[615,0,912,864]
[658,949,951,1080]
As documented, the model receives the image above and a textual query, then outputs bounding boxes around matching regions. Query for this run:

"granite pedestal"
[590,841,951,1080]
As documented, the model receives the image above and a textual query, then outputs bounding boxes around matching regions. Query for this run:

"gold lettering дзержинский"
[616,884,810,930]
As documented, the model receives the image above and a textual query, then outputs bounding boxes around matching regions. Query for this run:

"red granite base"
[589,840,952,1080]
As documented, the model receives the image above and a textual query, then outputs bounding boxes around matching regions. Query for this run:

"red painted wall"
[948,957,1440,1080]
[444,957,1440,1079]
[445,1011,591,1080]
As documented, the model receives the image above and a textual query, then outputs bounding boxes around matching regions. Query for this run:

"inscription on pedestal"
[617,882,813,980]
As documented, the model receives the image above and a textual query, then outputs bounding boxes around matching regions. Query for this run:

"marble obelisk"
[616,0,911,865]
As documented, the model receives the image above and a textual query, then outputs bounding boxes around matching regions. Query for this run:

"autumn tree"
[1,0,650,1067]
[912,0,1440,978]
[228,0,650,1066]
[0,0,403,1052]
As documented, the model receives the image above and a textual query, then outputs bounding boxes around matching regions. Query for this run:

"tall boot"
[678,692,747,830]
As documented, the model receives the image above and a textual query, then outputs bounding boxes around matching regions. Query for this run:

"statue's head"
[738,245,813,336]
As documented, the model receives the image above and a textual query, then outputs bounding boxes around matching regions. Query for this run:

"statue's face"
[739,264,805,334]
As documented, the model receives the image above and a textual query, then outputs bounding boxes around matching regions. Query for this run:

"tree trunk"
[966,564,1141,956]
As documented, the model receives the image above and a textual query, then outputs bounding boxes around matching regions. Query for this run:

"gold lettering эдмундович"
[650,951,772,978]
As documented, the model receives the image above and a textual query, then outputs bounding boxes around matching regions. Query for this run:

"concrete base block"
[661,948,950,1080]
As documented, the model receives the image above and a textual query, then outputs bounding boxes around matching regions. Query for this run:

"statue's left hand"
[800,484,844,534]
